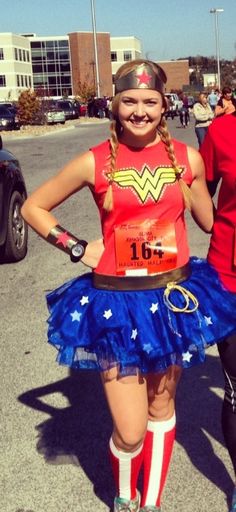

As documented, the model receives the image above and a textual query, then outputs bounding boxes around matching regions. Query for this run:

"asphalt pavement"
[1,115,234,512]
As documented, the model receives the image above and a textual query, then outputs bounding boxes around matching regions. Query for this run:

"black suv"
[0,135,28,262]
[0,104,20,130]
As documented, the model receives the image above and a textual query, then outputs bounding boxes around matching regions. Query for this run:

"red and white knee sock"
[109,437,143,500]
[141,413,176,508]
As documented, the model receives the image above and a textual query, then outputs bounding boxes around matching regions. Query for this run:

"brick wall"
[157,60,189,92]
[69,32,113,97]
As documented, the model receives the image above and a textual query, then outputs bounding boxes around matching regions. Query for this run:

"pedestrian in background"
[179,93,190,128]
[193,92,214,146]
[208,89,219,112]
[215,86,236,117]
[21,60,236,512]
[201,110,236,512]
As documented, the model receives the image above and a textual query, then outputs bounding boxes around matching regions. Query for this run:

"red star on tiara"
[56,231,71,248]
[135,70,152,86]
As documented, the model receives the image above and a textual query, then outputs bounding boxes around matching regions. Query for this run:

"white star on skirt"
[182,351,193,362]
[80,296,89,306]
[103,309,113,319]
[204,316,213,326]
[131,329,138,340]
[70,310,82,322]
[150,302,159,314]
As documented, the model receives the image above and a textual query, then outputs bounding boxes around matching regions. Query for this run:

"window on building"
[111,52,117,62]
[19,49,22,61]
[31,42,41,48]
[59,51,70,61]
[17,75,20,87]
[26,51,30,62]
[59,40,69,48]
[31,38,72,97]
[14,48,18,60]
[0,75,6,86]
[33,64,44,73]
[0,48,4,60]
[23,50,26,61]
[123,51,132,61]
[46,41,54,48]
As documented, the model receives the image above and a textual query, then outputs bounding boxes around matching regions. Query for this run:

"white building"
[0,33,33,101]
[110,36,142,77]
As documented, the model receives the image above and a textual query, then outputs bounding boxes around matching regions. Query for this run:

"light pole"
[90,0,101,97]
[210,8,224,90]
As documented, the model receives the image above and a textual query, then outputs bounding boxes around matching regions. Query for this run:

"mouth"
[130,118,149,127]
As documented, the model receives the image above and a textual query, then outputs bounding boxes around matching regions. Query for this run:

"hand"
[81,238,104,268]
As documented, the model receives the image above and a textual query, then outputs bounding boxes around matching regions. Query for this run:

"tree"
[17,89,41,125]
[75,80,96,103]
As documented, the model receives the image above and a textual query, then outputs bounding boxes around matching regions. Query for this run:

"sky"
[1,0,235,61]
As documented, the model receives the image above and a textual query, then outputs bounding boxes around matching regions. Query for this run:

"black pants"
[179,108,189,126]
[218,334,236,474]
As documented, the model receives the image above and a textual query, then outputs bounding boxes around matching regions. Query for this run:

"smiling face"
[117,89,165,147]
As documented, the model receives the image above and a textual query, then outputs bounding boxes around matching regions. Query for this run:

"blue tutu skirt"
[46,258,236,375]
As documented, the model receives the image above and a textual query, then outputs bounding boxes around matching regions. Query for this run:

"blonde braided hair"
[158,116,192,210]
[103,120,119,211]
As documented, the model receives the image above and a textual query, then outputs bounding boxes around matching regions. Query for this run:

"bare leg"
[101,368,148,502]
[141,365,182,509]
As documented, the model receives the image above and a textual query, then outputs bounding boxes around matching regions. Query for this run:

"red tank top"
[91,139,193,276]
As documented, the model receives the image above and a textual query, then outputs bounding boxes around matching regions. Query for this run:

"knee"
[113,424,147,452]
[148,388,176,421]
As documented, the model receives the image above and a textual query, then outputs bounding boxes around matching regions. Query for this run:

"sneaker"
[139,507,161,511]
[114,491,140,511]
[230,486,236,511]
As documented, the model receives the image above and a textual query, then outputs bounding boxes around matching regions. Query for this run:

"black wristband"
[70,240,88,262]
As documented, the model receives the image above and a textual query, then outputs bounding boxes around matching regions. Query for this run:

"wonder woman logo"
[108,165,180,203]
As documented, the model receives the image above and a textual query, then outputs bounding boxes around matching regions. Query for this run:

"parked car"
[0,102,18,116]
[0,135,28,262]
[165,93,183,118]
[44,106,66,125]
[56,100,78,120]
[0,105,20,130]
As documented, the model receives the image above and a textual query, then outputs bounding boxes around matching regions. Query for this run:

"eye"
[122,98,135,105]
[145,100,159,106]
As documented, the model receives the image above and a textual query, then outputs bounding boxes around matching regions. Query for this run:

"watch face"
[72,244,84,258]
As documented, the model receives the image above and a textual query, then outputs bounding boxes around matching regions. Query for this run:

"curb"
[1,117,109,141]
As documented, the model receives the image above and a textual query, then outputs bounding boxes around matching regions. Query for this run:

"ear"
[161,107,165,114]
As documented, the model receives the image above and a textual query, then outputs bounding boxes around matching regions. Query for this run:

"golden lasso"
[163,281,199,313]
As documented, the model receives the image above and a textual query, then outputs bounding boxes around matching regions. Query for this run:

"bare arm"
[187,146,214,233]
[21,150,104,267]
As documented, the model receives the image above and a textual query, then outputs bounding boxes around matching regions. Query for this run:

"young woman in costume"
[201,111,236,512]
[22,60,236,512]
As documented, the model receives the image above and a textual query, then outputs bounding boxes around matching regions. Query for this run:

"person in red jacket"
[200,111,236,512]
[22,60,236,512]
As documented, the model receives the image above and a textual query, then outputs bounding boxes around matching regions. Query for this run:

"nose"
[133,103,146,117]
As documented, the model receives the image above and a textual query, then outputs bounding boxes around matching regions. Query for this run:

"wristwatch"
[70,240,88,263]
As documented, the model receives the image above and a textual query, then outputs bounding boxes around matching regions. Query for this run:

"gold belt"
[93,263,191,291]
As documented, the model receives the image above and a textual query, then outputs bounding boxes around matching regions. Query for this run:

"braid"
[103,120,119,211]
[158,117,191,210]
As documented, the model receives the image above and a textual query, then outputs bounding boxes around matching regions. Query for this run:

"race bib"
[114,219,177,276]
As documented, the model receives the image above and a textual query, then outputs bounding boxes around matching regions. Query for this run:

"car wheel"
[2,190,28,262]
